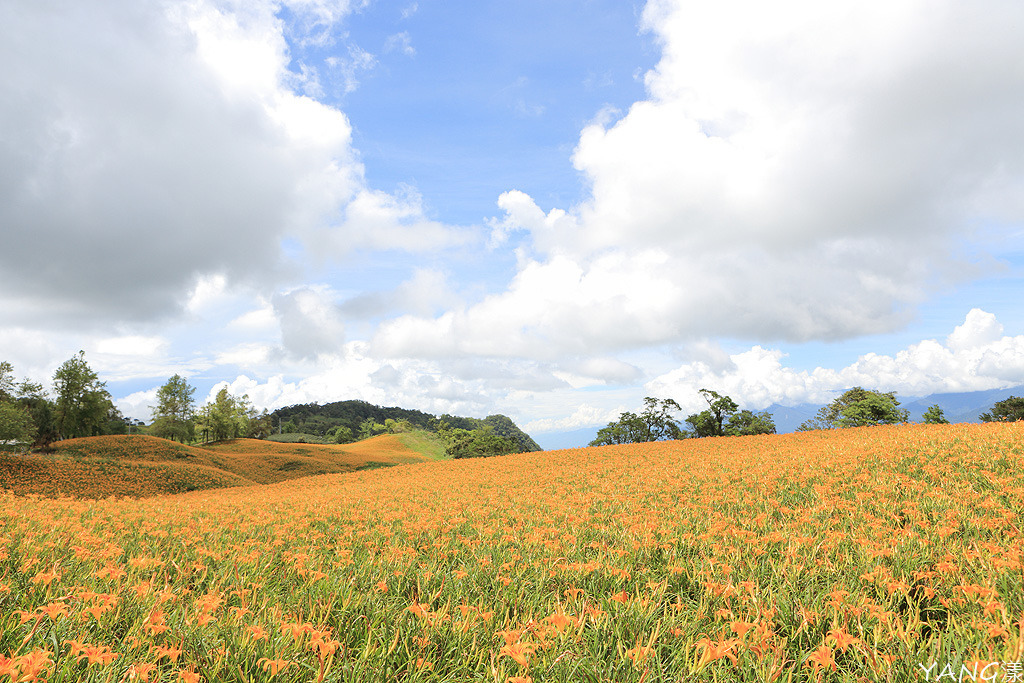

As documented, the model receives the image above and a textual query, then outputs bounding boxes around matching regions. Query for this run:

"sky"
[2,0,1024,448]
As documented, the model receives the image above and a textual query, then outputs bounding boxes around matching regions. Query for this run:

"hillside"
[270,399,542,452]
[0,433,428,498]
[1,422,1022,681]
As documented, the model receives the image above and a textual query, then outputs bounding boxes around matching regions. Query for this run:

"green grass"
[395,429,449,460]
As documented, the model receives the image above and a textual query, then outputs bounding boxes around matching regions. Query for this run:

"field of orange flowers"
[1,422,1023,682]
[0,434,427,497]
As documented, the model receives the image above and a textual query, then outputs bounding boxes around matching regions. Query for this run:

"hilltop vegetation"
[270,400,541,452]
[0,423,1022,681]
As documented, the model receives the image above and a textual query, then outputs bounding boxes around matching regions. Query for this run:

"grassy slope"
[0,433,429,498]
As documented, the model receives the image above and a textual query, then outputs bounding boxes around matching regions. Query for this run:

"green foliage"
[438,423,518,459]
[685,389,739,438]
[150,374,196,443]
[358,418,387,440]
[979,396,1024,423]
[0,362,35,446]
[0,400,33,445]
[333,426,354,444]
[684,390,776,438]
[52,351,117,440]
[195,387,257,443]
[267,400,541,451]
[922,404,950,424]
[590,397,683,446]
[799,387,909,431]
[725,409,777,436]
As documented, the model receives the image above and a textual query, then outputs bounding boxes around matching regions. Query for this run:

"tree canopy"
[52,351,119,440]
[799,387,909,431]
[590,392,775,446]
[980,396,1024,423]
[921,404,949,424]
[589,397,683,446]
[150,374,196,443]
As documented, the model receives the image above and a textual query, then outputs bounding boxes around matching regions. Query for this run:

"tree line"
[589,387,1024,447]
[589,390,777,446]
[0,355,270,450]
[148,375,271,444]
[0,353,134,449]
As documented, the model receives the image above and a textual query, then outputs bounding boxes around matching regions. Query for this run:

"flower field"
[0,434,428,497]
[1,422,1023,681]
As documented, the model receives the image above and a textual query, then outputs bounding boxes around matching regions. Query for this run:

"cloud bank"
[0,0,463,330]
[375,0,1024,359]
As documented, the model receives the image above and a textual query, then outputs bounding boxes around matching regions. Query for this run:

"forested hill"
[269,400,542,452]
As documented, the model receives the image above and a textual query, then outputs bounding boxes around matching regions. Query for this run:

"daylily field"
[1,423,1023,682]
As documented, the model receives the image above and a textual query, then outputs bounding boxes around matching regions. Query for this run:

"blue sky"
[2,0,1023,447]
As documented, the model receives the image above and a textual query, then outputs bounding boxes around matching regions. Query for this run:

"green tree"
[685,389,739,438]
[441,424,518,459]
[0,362,34,446]
[798,387,909,431]
[980,396,1024,423]
[248,409,273,440]
[725,409,777,436]
[52,351,116,439]
[333,426,354,444]
[150,374,196,443]
[921,404,950,424]
[358,418,387,440]
[0,401,33,446]
[590,397,683,446]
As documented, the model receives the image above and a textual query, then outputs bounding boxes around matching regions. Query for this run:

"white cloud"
[95,336,169,358]
[0,0,464,336]
[115,388,158,422]
[387,0,1024,359]
[647,309,1024,410]
[272,287,347,360]
[384,31,415,56]
[523,404,621,434]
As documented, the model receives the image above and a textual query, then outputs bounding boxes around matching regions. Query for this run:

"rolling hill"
[0,433,429,499]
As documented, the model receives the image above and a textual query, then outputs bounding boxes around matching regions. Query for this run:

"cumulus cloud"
[523,404,621,434]
[647,309,1024,410]
[382,0,1024,358]
[272,287,347,360]
[0,0,463,334]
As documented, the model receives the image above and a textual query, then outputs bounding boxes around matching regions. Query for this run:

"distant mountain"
[762,403,821,434]
[899,385,1024,424]
[768,384,1024,432]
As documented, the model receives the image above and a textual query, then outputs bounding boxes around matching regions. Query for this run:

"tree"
[0,361,15,401]
[980,396,1024,423]
[798,387,909,431]
[358,418,387,440]
[921,404,950,424]
[0,401,33,446]
[438,423,518,459]
[52,351,116,439]
[150,375,196,443]
[248,410,273,440]
[725,409,777,436]
[0,362,34,446]
[685,389,740,438]
[590,397,683,446]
